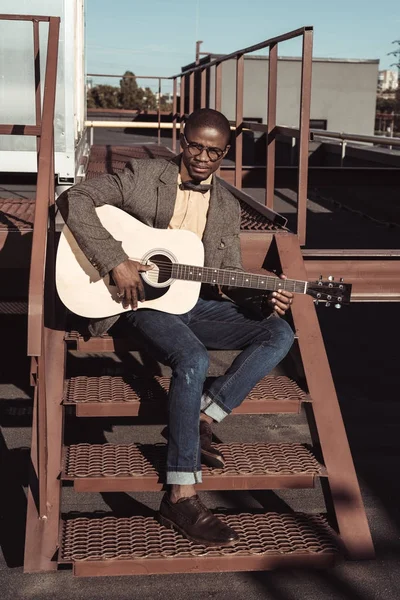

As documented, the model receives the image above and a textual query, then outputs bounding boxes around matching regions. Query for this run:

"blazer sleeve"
[57,162,138,277]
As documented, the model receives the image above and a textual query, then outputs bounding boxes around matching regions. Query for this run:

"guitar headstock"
[307,276,352,308]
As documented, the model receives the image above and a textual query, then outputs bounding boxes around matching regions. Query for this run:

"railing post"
[235,55,244,190]
[215,62,222,111]
[189,71,194,114]
[266,42,278,209]
[179,75,185,152]
[172,78,177,153]
[297,28,313,246]
[33,19,42,156]
[200,68,207,108]
[157,78,161,145]
[28,16,60,358]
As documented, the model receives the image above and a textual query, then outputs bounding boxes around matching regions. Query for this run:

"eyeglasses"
[183,134,226,162]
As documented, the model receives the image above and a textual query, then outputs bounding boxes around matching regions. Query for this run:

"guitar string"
[121,257,307,289]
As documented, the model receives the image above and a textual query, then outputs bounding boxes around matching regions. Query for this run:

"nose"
[195,147,209,162]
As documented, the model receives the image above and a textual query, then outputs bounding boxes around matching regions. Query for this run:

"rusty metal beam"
[200,68,207,108]
[0,14,50,21]
[189,71,194,114]
[24,328,65,572]
[275,233,375,560]
[0,125,41,135]
[304,259,400,301]
[33,20,41,155]
[215,62,222,111]
[157,78,161,145]
[172,26,314,78]
[172,78,177,153]
[266,42,278,209]
[235,55,244,189]
[297,28,313,246]
[220,165,400,188]
[27,16,60,357]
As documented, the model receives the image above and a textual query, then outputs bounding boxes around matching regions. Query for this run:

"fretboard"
[171,264,307,294]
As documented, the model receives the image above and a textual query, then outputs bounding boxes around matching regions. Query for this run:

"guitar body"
[56,205,204,318]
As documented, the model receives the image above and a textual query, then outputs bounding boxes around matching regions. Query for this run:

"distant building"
[183,55,379,136]
[378,70,399,92]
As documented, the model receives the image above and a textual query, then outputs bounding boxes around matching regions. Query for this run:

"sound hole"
[147,253,173,284]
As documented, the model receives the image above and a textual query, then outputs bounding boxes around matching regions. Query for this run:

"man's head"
[180,108,231,181]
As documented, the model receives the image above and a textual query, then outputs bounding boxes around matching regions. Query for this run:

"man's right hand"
[111,260,153,310]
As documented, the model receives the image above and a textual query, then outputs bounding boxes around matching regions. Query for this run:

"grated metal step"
[62,442,325,492]
[59,512,339,576]
[63,375,309,417]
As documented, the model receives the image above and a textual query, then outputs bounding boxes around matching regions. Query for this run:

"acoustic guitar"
[56,205,352,318]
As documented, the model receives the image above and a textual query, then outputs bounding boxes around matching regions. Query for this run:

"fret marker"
[213,279,216,282]
[232,277,235,280]
[246,279,249,282]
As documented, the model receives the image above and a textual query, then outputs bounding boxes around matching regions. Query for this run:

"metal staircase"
[0,14,374,577]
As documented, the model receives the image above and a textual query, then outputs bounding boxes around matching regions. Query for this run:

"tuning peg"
[314,300,319,306]
[325,302,331,308]
[339,278,344,282]
[328,275,334,281]
[319,275,323,280]
[335,303,341,309]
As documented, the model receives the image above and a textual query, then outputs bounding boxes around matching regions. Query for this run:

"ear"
[223,145,231,155]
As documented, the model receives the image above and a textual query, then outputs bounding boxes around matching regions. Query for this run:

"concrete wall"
[210,57,378,136]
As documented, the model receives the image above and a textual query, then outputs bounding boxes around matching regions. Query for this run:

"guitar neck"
[172,264,307,294]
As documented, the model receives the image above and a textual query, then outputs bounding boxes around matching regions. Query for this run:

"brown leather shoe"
[158,493,239,547]
[200,420,225,469]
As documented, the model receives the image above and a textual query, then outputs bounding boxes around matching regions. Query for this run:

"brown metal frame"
[169,26,314,245]
[0,13,64,572]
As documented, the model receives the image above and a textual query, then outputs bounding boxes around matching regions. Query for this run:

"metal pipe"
[172,78,177,153]
[266,42,278,209]
[179,76,185,152]
[200,68,207,108]
[297,28,313,246]
[0,14,51,21]
[87,73,170,79]
[215,63,222,111]
[33,20,41,156]
[189,71,194,114]
[157,78,161,145]
[235,55,244,190]
[85,121,180,129]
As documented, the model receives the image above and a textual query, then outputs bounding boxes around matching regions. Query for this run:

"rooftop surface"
[1,132,399,598]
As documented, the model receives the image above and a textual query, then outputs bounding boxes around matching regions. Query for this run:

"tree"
[87,85,121,109]
[159,94,173,112]
[142,87,157,111]
[119,71,144,109]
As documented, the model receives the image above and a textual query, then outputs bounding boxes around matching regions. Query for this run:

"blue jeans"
[114,298,294,485]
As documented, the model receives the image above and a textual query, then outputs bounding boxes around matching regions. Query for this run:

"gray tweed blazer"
[57,155,243,336]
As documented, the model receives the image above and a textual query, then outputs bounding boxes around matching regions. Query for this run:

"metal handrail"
[311,129,400,147]
[170,26,313,78]
[88,27,313,243]
[0,14,60,520]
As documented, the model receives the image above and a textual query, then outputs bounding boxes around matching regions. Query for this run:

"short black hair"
[184,108,231,146]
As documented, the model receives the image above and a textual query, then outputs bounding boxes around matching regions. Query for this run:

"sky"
[86,0,400,93]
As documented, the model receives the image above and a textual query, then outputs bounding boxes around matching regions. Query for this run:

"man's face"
[181,126,230,181]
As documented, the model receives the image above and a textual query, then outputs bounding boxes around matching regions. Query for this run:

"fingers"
[136,261,154,272]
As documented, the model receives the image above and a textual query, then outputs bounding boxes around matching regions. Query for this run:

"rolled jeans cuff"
[166,470,203,485]
[201,393,230,423]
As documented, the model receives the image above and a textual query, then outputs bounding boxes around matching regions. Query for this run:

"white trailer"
[0,0,86,182]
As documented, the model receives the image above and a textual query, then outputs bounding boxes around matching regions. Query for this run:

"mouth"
[191,164,210,175]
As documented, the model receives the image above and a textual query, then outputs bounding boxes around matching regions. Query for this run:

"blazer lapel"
[154,157,180,229]
[202,178,225,267]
